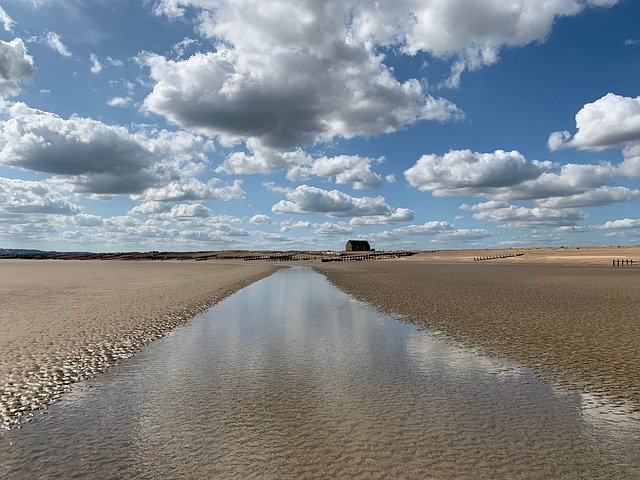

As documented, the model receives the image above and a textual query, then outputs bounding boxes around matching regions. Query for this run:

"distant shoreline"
[1,244,639,266]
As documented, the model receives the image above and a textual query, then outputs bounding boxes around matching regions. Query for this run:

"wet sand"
[315,261,640,409]
[0,259,276,428]
[3,267,639,479]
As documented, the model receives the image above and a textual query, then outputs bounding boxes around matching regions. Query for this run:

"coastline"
[0,259,277,429]
[314,260,640,410]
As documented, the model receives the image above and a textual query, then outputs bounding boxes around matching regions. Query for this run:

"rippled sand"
[315,261,640,410]
[0,259,276,428]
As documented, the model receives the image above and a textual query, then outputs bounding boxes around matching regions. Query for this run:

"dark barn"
[345,240,371,252]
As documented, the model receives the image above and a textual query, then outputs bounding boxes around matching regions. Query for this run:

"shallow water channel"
[1,267,639,478]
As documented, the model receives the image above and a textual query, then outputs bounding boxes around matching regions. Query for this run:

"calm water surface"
[1,267,639,479]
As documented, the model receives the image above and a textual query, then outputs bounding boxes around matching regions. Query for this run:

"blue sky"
[0,0,639,251]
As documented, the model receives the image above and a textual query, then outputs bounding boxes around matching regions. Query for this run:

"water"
[1,267,639,479]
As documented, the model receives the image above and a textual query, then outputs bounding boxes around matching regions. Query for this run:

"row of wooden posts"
[612,259,634,266]
[320,252,416,263]
[474,253,524,262]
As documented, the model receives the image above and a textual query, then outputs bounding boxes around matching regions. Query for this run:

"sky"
[0,0,639,252]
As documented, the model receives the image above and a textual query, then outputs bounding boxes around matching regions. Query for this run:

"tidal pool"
[1,267,639,479]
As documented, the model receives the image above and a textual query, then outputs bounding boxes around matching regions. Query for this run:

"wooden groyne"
[473,253,524,262]
[320,251,416,263]
[612,259,634,266]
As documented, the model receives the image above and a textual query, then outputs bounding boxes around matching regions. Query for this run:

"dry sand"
[0,259,276,428]
[407,245,640,265]
[315,260,640,410]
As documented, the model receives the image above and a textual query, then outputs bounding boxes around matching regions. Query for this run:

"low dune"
[0,259,276,428]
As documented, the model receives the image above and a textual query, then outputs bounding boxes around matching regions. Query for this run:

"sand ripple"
[0,260,276,429]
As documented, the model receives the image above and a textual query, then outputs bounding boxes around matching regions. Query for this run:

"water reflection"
[1,267,639,479]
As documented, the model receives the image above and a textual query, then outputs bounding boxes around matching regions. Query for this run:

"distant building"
[345,240,370,252]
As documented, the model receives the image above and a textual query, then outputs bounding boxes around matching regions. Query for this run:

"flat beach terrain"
[0,259,275,427]
[315,253,640,410]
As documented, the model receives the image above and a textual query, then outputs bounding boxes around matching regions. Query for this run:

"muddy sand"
[0,260,276,428]
[315,261,640,410]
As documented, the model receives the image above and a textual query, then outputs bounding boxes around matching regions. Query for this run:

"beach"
[0,259,276,428]
[315,257,640,409]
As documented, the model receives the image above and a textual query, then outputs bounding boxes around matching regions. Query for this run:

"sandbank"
[0,259,276,428]
[315,260,640,410]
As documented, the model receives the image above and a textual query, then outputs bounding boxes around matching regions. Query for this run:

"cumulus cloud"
[0,177,81,217]
[0,6,15,32]
[549,94,640,150]
[144,0,463,149]
[271,184,411,220]
[130,178,245,202]
[472,205,587,227]
[279,219,353,235]
[249,214,271,225]
[351,0,619,87]
[45,31,72,57]
[348,208,414,226]
[219,142,392,189]
[0,39,33,95]
[288,155,388,189]
[406,148,639,208]
[158,203,213,219]
[535,186,639,208]
[599,218,640,229]
[392,221,453,235]
[404,149,552,196]
[154,0,617,92]
[0,103,213,194]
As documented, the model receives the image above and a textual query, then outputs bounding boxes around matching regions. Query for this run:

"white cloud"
[491,162,617,201]
[107,96,132,107]
[159,203,213,219]
[0,6,15,32]
[279,219,353,235]
[107,56,124,66]
[599,218,640,230]
[472,205,587,227]
[392,221,454,235]
[45,31,72,57]
[89,53,102,74]
[154,0,618,91]
[549,94,640,150]
[172,37,200,58]
[249,214,271,225]
[348,208,414,226]
[535,186,639,208]
[404,149,552,196]
[0,177,81,216]
[130,178,245,202]
[217,141,311,175]
[289,155,388,189]
[0,39,34,96]
[460,200,510,211]
[271,184,410,219]
[0,103,213,194]
[406,148,638,207]
[352,0,620,87]
[219,142,393,189]
[143,0,463,150]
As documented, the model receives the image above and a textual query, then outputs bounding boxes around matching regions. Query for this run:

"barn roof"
[346,240,370,246]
